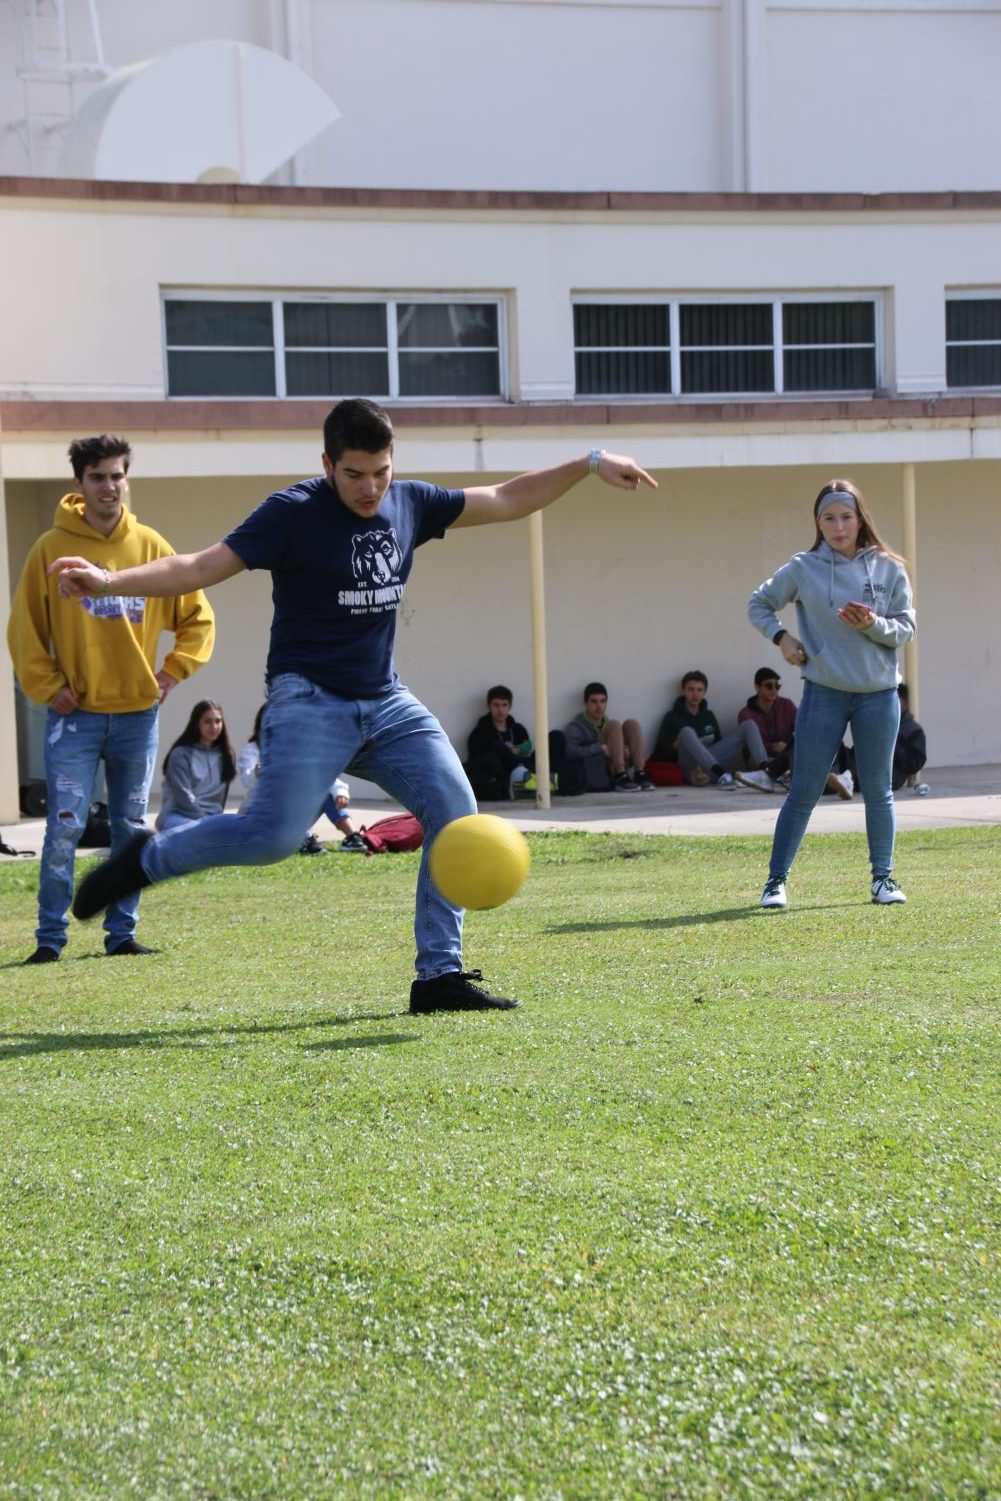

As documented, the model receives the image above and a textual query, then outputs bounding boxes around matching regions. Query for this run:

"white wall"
[4,192,1001,403]
[2,1,1001,191]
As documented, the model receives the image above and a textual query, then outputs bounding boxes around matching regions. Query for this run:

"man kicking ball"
[50,399,656,1014]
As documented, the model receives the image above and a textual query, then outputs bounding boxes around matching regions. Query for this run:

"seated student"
[891,683,927,791]
[739,667,797,756]
[238,704,366,852]
[650,670,768,789]
[563,681,653,793]
[732,666,798,793]
[157,700,235,832]
[464,685,565,800]
[742,671,852,799]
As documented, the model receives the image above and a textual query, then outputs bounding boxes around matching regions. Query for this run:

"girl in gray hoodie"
[748,480,915,910]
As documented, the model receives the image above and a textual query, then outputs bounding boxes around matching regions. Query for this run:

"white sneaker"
[736,770,785,793]
[760,877,788,908]
[717,772,738,790]
[826,769,854,800]
[871,876,907,904]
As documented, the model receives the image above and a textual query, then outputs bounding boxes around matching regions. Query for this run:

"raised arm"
[48,541,246,599]
[453,450,657,528]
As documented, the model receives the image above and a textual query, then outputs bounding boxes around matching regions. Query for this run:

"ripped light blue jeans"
[38,705,158,953]
[141,675,477,980]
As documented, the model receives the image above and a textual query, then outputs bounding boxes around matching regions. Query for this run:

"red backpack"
[360,813,424,853]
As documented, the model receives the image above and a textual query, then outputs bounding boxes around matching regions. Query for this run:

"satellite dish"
[59,40,340,184]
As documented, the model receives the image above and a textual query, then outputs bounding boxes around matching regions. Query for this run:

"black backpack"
[82,802,112,847]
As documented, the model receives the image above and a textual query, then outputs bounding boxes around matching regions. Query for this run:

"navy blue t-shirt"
[224,475,465,697]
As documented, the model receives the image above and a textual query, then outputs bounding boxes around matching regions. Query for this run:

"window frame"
[571,292,883,400]
[945,288,1001,391]
[161,290,509,402]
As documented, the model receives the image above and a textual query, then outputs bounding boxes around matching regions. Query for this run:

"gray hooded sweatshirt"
[748,542,914,694]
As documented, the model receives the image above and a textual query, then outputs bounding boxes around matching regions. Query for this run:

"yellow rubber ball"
[429,813,531,910]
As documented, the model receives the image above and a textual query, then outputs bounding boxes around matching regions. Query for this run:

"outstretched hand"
[47,556,105,598]
[597,453,659,491]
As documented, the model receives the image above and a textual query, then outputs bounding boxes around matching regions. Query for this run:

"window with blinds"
[164,300,277,397]
[946,296,1001,388]
[574,304,670,396]
[573,297,879,397]
[164,296,504,399]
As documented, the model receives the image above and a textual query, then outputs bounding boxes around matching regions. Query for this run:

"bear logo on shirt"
[338,528,406,612]
[352,529,403,588]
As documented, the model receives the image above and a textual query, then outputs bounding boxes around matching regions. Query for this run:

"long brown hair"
[163,699,236,783]
[810,479,908,573]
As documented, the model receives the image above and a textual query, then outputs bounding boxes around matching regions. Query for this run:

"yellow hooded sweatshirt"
[7,495,215,713]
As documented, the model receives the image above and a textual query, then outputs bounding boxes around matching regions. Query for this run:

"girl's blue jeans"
[768,681,901,882]
[141,674,476,979]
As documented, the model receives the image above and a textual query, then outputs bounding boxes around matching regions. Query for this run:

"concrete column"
[528,511,551,810]
[0,422,22,823]
[901,462,919,719]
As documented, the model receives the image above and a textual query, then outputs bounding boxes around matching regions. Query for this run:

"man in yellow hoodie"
[7,434,215,963]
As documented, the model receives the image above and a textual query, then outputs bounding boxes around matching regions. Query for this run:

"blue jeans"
[38,705,158,953]
[678,721,768,780]
[768,681,900,882]
[141,675,477,979]
[320,792,351,829]
[157,811,200,833]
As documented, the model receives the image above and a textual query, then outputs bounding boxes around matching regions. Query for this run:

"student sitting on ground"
[464,684,565,799]
[157,700,235,831]
[563,681,653,793]
[891,683,928,791]
[238,703,367,852]
[737,670,853,799]
[649,670,768,789]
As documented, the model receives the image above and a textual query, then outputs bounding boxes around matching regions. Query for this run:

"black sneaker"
[73,831,152,921]
[106,938,159,957]
[409,969,521,1014]
[614,772,640,793]
[24,946,60,965]
[298,833,325,855]
[635,770,655,791]
[338,832,368,853]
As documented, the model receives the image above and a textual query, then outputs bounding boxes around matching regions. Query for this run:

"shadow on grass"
[0,1010,410,1061]
[305,1034,418,1054]
[546,904,854,932]
[548,905,758,932]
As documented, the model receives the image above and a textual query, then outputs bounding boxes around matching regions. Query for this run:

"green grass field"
[1,828,998,1500]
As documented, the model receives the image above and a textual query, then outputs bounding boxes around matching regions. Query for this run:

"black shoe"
[24,946,60,965]
[409,969,521,1015]
[298,833,325,855]
[73,831,152,921]
[338,832,368,853]
[106,938,159,957]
